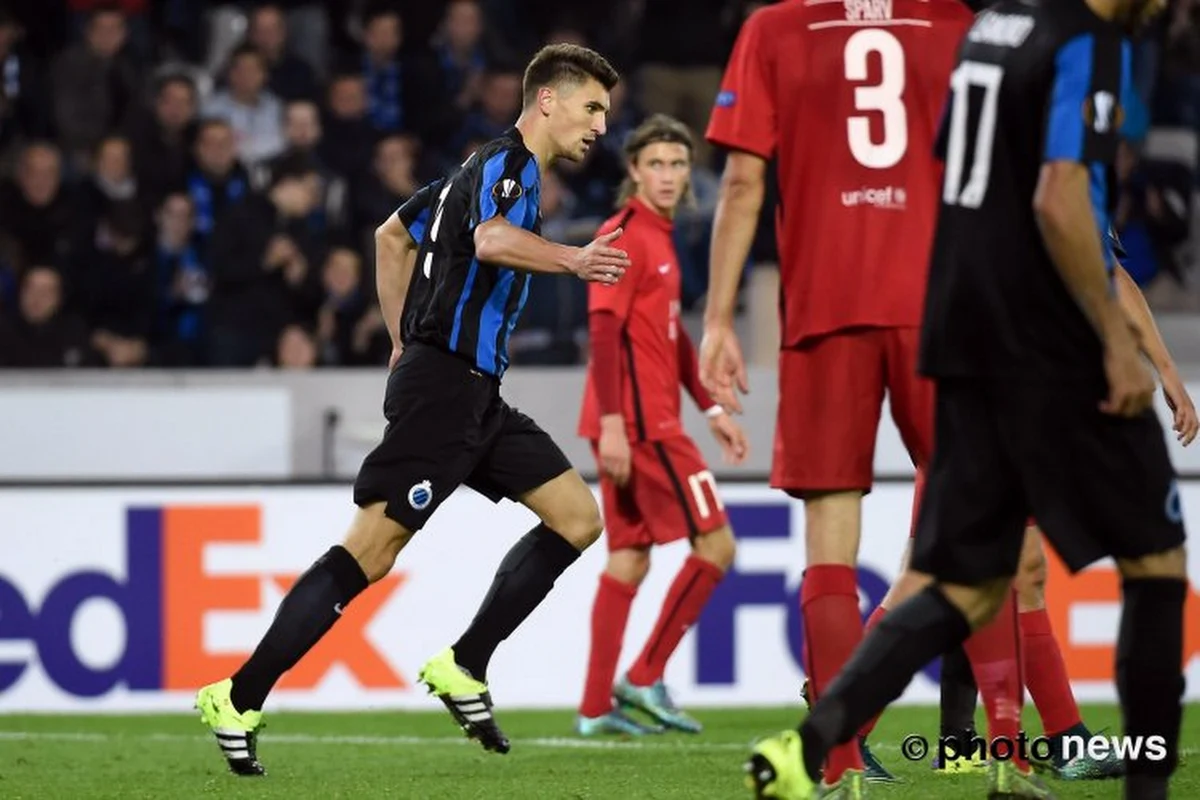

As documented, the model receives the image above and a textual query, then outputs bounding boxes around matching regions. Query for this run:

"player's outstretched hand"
[570,228,629,284]
[699,323,749,414]
[1162,372,1198,445]
[1100,338,1156,417]
[708,411,749,465]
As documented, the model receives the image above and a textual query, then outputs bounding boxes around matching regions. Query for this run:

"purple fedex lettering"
[694,502,941,685]
[0,508,164,696]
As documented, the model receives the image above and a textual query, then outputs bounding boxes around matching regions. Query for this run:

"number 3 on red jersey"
[845,29,908,170]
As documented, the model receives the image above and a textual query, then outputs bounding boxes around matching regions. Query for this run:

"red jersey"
[706,0,974,347]
[579,198,707,442]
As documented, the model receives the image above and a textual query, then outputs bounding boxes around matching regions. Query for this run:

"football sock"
[230,545,368,713]
[453,524,581,682]
[800,585,971,783]
[938,644,980,759]
[855,605,889,739]
[1019,609,1081,738]
[627,556,723,686]
[800,565,865,783]
[1117,578,1185,782]
[580,573,637,718]
[962,589,1026,770]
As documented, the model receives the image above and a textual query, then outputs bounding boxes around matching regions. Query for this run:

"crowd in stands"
[0,0,1195,369]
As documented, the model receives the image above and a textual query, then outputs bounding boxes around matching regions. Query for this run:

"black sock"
[939,644,979,756]
[453,524,581,682]
[1117,577,1185,782]
[229,546,368,713]
[799,586,971,782]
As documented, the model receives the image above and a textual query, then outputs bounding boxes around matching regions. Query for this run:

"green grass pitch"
[0,704,1194,798]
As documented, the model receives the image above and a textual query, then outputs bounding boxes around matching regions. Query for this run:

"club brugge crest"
[408,480,433,511]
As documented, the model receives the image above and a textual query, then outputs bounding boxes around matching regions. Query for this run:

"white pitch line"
[0,730,749,752]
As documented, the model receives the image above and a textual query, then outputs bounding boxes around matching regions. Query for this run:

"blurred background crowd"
[0,0,1196,370]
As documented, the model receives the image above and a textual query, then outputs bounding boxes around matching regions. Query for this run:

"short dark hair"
[228,42,266,69]
[521,44,618,107]
[270,152,317,188]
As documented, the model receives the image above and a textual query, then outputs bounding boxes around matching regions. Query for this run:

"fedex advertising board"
[2,484,1199,712]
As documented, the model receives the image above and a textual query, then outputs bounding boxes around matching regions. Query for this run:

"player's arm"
[376,180,439,353]
[1034,34,1153,415]
[706,152,766,330]
[701,7,776,411]
[679,323,749,464]
[471,148,627,282]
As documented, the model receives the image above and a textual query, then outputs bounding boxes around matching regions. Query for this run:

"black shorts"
[352,343,573,531]
[912,378,1186,584]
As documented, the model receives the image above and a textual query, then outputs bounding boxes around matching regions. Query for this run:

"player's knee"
[555,494,604,550]
[941,576,1013,630]
[342,503,414,583]
[1015,545,1046,596]
[1117,545,1188,581]
[693,525,736,572]
[607,549,650,586]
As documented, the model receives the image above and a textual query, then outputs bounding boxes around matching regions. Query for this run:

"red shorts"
[593,434,729,551]
[773,327,934,494]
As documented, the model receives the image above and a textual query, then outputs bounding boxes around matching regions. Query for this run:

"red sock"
[627,556,723,687]
[856,605,889,738]
[962,589,1026,770]
[801,564,865,783]
[579,573,637,718]
[1020,609,1081,737]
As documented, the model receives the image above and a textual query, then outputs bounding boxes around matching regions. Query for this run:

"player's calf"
[1115,545,1187,795]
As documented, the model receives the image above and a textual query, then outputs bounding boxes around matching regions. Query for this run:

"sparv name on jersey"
[845,0,893,22]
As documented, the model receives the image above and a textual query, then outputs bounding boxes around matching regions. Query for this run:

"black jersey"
[919,0,1131,381]
[391,128,542,378]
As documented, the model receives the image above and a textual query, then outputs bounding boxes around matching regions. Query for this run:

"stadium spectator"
[0,265,95,367]
[206,154,324,366]
[1158,0,1200,128]
[351,133,420,249]
[448,68,523,159]
[186,119,250,245]
[151,191,208,366]
[202,44,286,168]
[354,8,411,134]
[275,322,318,368]
[1115,139,1194,285]
[0,141,77,269]
[434,0,487,118]
[66,0,151,66]
[319,72,375,183]
[73,199,155,368]
[129,73,197,207]
[50,5,139,172]
[314,246,387,366]
[247,3,318,103]
[76,135,140,240]
[262,99,349,234]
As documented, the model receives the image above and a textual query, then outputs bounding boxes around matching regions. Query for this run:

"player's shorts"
[911,378,1186,584]
[773,326,934,495]
[592,434,728,551]
[908,468,1036,539]
[353,342,573,532]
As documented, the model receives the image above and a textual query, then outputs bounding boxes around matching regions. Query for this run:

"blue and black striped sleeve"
[1043,32,1129,164]
[393,179,443,245]
[471,146,540,231]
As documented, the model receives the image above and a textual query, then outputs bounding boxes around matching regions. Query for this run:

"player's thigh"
[771,330,887,494]
[591,444,654,552]
[470,406,601,547]
[352,345,488,532]
[631,435,729,546]
[1008,383,1186,574]
[883,326,935,468]
[911,379,1029,585]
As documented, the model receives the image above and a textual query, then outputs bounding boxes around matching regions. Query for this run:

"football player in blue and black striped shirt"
[195,44,634,774]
